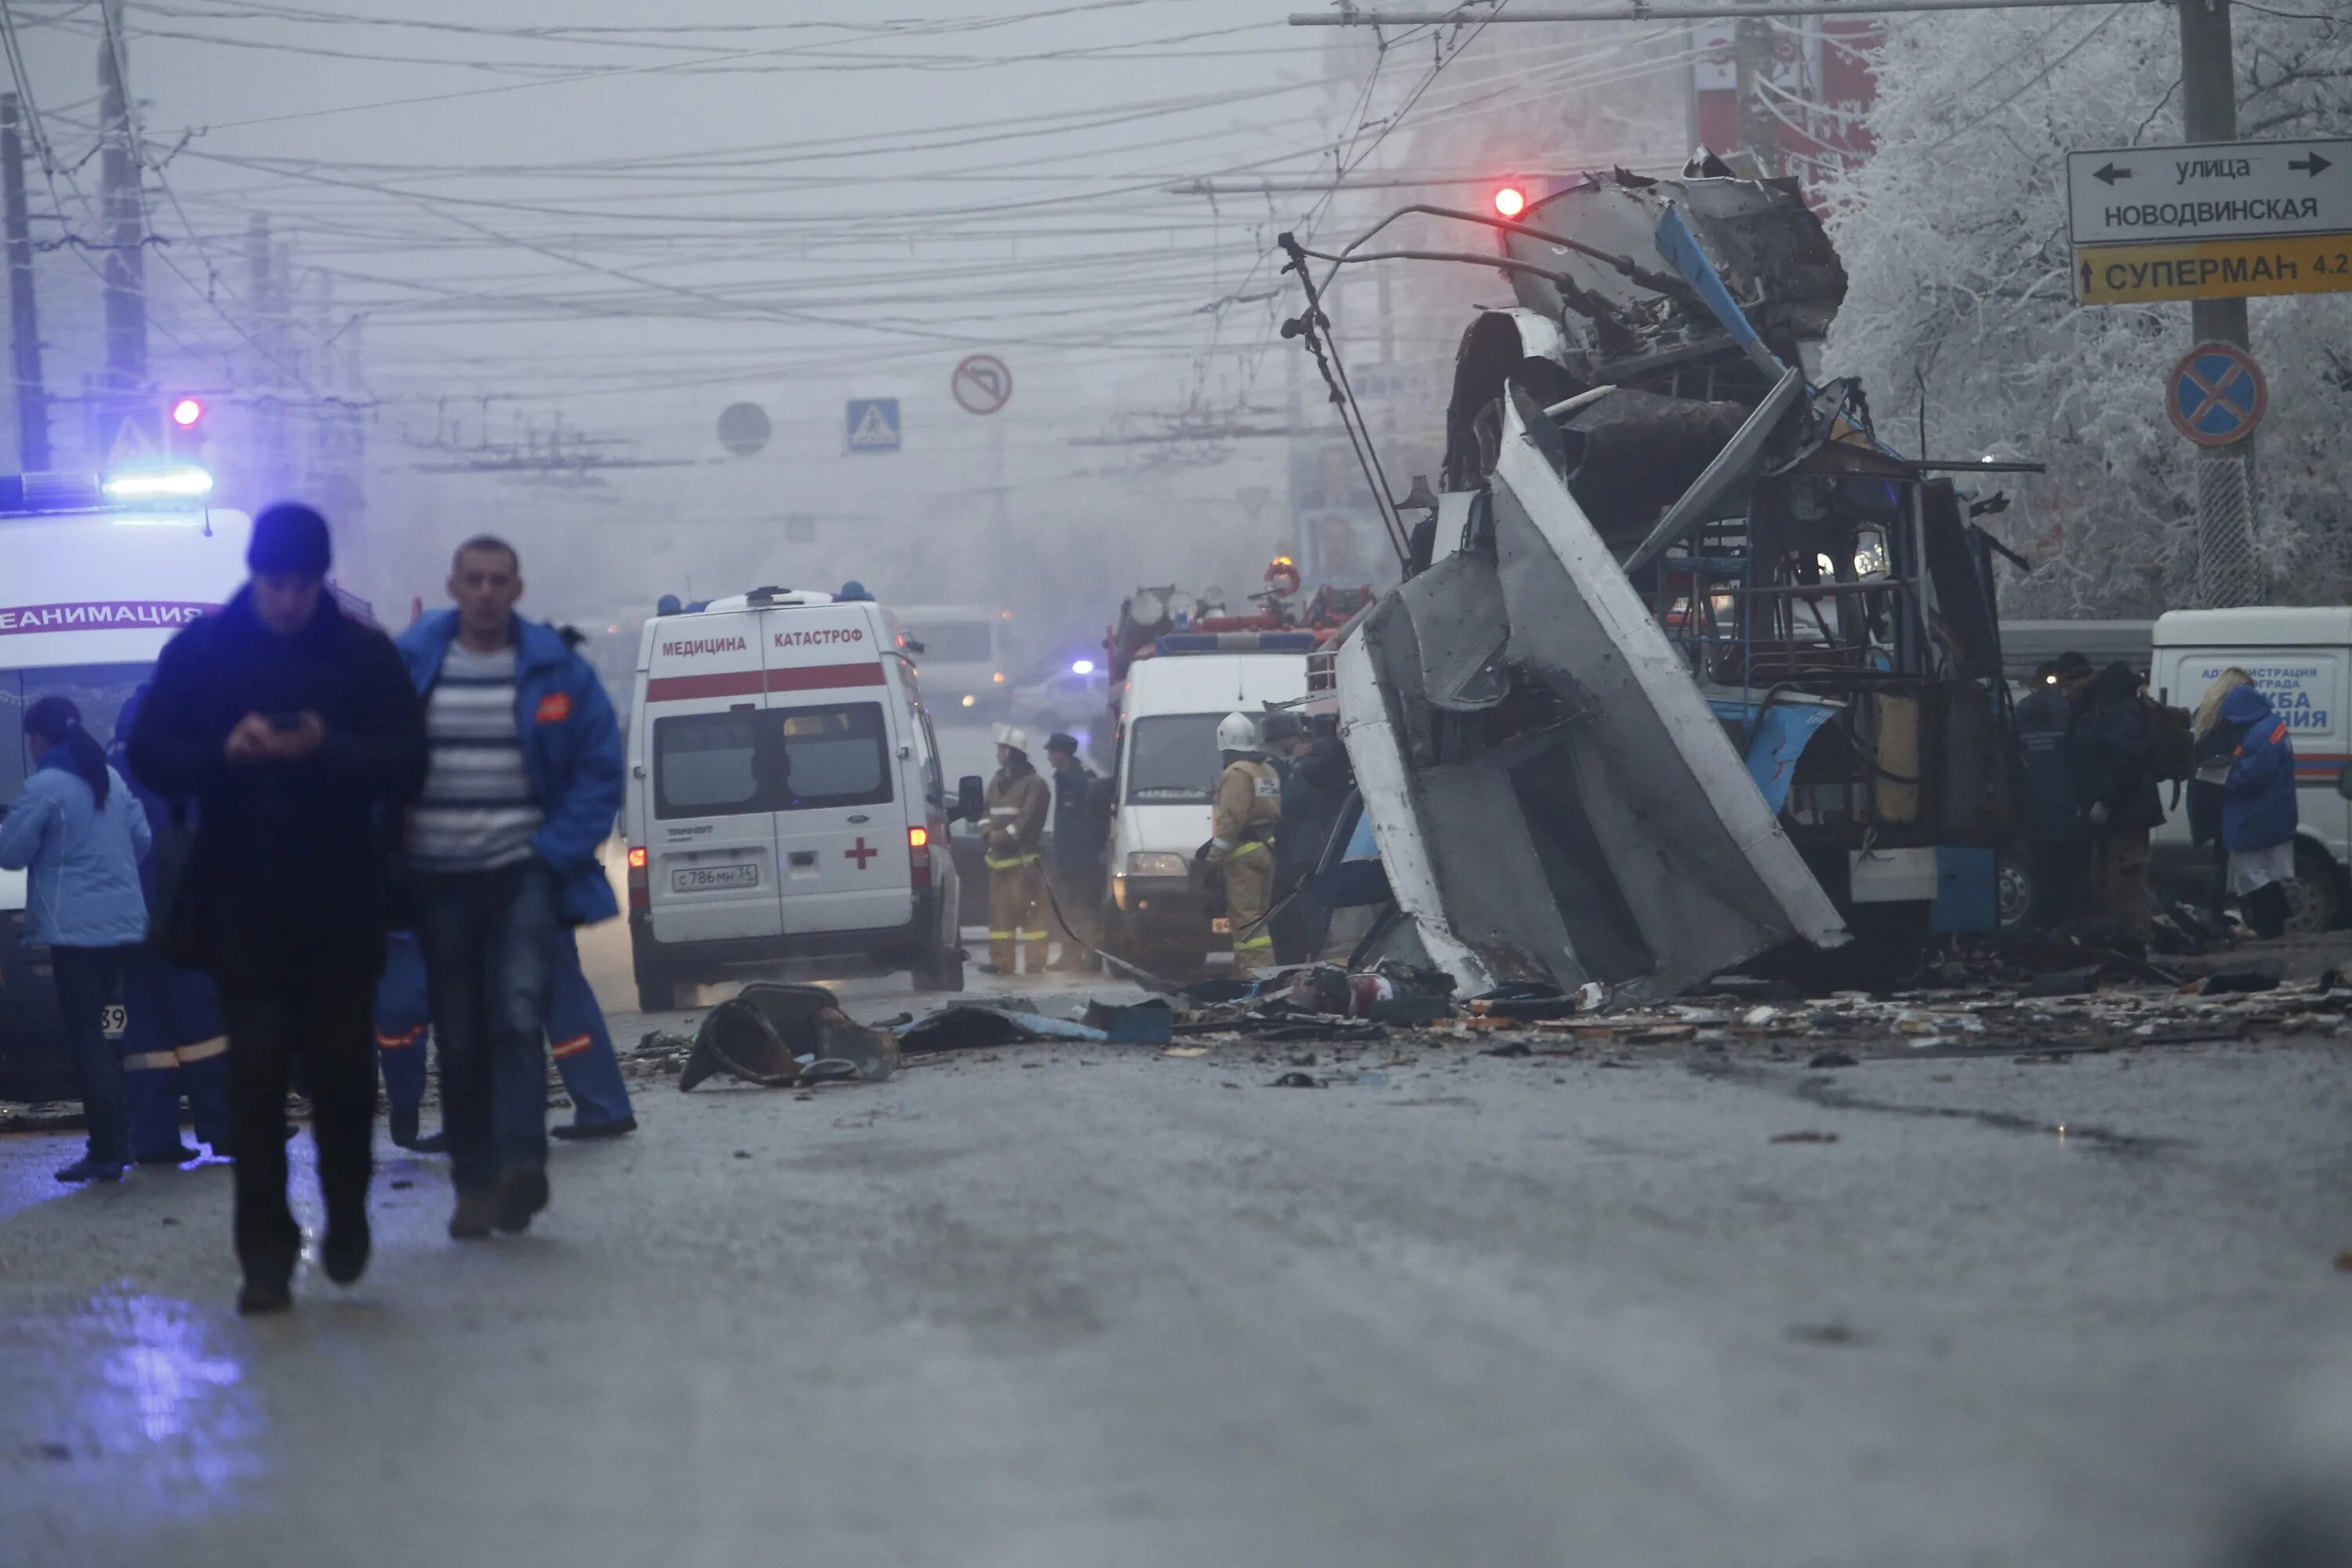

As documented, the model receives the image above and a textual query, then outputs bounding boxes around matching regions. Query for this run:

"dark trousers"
[2027,839,2090,927]
[2245,880,2292,940]
[1046,861,1098,965]
[218,973,378,1280]
[413,861,561,1194]
[50,945,135,1167]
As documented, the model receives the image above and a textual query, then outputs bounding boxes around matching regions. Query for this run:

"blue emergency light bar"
[0,470,103,513]
[1153,631,1320,654]
[0,465,214,515]
[103,464,213,503]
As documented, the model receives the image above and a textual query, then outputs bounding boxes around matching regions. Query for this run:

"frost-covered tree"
[1820,5,2351,615]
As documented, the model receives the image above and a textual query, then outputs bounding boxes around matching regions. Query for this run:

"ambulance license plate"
[673,863,759,892]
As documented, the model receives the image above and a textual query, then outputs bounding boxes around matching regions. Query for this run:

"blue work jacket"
[2220,685,2299,854]
[397,611,624,925]
[0,753,152,948]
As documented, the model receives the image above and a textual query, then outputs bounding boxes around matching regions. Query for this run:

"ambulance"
[0,470,251,1097]
[2150,607,2351,927]
[623,586,978,1010]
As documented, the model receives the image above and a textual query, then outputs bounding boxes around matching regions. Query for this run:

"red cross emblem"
[844,836,877,869]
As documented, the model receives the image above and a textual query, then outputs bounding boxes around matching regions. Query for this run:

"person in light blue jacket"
[0,696,151,1181]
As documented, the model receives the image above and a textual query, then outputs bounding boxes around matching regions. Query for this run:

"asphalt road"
[2,958,2350,1567]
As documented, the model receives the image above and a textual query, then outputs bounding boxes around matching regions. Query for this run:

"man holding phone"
[129,504,428,1315]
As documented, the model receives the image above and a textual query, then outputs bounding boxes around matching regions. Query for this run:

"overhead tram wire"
[100,1,1693,405]
[89,11,1292,76]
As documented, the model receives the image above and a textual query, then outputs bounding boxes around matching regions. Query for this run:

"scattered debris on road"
[680,982,899,1091]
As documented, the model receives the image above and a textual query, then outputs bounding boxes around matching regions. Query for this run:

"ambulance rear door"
[761,606,915,936]
[641,612,786,944]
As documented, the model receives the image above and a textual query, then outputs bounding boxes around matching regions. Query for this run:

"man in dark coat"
[1041,733,1104,971]
[2012,655,2089,925]
[1265,713,1349,964]
[2075,660,2165,941]
[128,504,428,1315]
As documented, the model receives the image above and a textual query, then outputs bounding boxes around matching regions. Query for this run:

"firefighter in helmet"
[981,724,1053,975]
[1207,711,1283,977]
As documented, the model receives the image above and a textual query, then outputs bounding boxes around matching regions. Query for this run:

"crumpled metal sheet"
[1497,167,1847,369]
[1339,387,1849,1002]
[681,982,900,1090]
[1556,390,1753,547]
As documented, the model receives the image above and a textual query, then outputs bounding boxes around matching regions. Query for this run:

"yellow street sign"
[2075,231,2352,305]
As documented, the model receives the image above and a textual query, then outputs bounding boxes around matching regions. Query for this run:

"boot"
[321,1214,370,1287]
[492,1167,550,1235]
[236,1276,293,1316]
[550,1116,636,1142]
[387,1104,422,1150]
[448,1192,497,1241]
[53,1155,125,1184]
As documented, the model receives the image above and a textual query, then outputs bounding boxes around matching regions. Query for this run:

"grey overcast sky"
[3,1,1691,622]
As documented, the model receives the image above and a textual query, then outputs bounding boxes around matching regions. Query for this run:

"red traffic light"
[169,397,205,428]
[1493,185,1527,219]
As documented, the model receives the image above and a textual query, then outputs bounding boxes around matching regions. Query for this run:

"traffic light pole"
[2,93,48,470]
[2178,0,2258,608]
[97,0,146,416]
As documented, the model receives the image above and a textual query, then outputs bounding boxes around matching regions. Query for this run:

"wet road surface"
[3,960,2351,1567]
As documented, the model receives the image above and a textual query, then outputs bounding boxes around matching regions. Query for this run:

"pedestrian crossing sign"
[845,397,902,454]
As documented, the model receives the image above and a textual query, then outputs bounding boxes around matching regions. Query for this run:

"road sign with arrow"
[2068,137,2347,247]
[2068,136,2352,306]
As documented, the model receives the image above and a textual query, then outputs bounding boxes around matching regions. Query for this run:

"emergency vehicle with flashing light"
[0,466,247,1098]
[623,586,978,1011]
[1099,631,1316,974]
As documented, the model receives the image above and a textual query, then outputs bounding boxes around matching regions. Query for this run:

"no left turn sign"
[952,354,1012,416]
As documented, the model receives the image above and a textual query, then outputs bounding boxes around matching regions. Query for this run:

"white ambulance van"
[1102,632,1315,971]
[2150,607,2350,925]
[623,586,981,1010]
[0,476,252,1097]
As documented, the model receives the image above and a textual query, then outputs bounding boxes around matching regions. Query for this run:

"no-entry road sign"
[2166,342,2266,448]
[951,354,1012,416]
[2068,137,2350,248]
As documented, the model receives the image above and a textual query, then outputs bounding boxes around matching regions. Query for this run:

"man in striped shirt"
[398,537,625,1242]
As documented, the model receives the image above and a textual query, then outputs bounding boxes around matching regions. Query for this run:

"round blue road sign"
[2167,341,2266,448]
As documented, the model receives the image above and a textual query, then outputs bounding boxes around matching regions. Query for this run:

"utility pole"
[248,213,289,499]
[989,416,1009,609]
[97,0,146,455]
[1735,2,1782,176]
[2,93,48,470]
[2179,0,2258,608]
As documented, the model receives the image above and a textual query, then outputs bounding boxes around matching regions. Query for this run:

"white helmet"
[1216,711,1258,753]
[995,723,1029,754]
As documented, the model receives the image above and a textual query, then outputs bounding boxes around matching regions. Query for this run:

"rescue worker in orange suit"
[980,725,1052,975]
[1207,711,1282,977]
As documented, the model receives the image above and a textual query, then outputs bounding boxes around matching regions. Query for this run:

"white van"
[0,485,253,1096]
[623,586,978,1010]
[1102,633,1316,969]
[895,603,1008,719]
[2150,607,2349,924]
